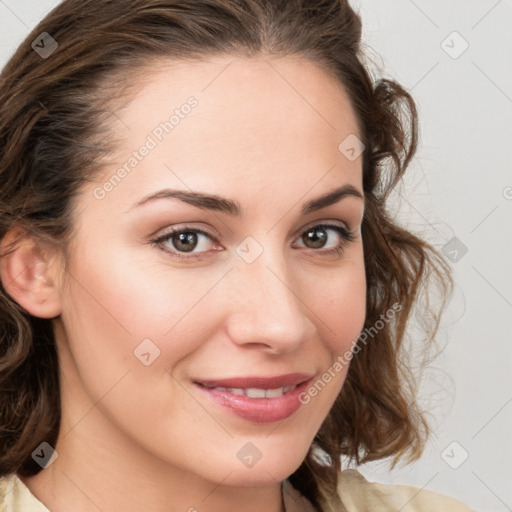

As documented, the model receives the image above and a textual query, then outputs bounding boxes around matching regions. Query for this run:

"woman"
[0,0,474,510]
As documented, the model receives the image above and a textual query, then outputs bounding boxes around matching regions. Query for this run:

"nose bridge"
[225,243,310,351]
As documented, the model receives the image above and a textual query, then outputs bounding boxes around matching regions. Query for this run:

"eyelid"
[150,222,219,241]
[152,219,352,244]
[150,219,357,260]
[296,218,350,236]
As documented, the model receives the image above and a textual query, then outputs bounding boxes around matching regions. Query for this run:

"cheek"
[57,243,240,437]
[316,258,367,356]
[292,255,366,411]
[298,273,366,422]
[62,237,215,358]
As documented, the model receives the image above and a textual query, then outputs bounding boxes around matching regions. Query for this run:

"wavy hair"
[0,0,452,509]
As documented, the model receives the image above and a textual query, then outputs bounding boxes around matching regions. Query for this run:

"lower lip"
[195,381,311,423]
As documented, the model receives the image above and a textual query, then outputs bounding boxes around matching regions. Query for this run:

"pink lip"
[194,373,313,424]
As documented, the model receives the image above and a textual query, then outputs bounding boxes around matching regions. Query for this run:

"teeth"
[246,388,266,398]
[208,385,296,398]
[265,387,284,398]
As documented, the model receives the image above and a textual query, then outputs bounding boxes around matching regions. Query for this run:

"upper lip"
[195,372,313,389]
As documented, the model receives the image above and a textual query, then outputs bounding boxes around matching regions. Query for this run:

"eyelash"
[150,223,356,261]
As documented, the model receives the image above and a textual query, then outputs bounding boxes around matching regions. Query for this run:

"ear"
[0,228,63,318]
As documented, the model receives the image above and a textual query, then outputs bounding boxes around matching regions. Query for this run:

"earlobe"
[0,228,63,319]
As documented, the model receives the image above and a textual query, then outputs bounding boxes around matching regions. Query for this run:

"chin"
[222,442,308,487]
[223,459,304,488]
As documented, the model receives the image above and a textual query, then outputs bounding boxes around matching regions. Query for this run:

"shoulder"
[332,469,475,512]
[0,474,49,512]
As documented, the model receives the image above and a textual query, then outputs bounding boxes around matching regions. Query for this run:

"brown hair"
[0,0,452,508]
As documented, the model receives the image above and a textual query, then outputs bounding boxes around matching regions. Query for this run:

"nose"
[223,248,314,355]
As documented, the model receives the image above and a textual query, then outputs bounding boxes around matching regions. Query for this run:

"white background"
[1,1,511,511]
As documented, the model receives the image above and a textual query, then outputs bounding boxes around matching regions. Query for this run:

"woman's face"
[54,55,366,486]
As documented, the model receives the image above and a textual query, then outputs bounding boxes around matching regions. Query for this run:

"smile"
[194,373,313,423]
[202,384,297,398]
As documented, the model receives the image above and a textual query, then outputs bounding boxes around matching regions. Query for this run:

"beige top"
[0,469,475,512]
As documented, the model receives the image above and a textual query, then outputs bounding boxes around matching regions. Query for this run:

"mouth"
[193,373,313,423]
[199,384,298,398]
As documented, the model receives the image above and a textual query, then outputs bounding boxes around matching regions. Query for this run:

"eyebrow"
[127,184,364,216]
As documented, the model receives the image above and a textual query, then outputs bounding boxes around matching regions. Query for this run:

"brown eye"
[151,227,219,259]
[302,227,329,249]
[172,231,199,253]
[295,224,355,254]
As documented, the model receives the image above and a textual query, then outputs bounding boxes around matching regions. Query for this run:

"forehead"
[94,55,363,210]
[116,54,360,137]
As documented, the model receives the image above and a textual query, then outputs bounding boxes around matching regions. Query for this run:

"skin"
[1,55,366,512]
